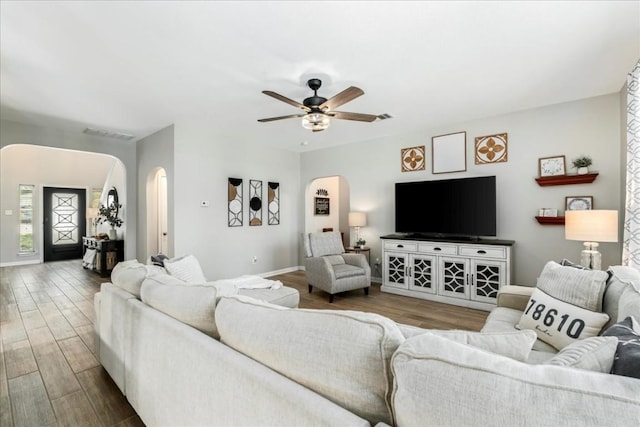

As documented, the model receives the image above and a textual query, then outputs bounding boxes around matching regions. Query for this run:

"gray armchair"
[303,232,371,302]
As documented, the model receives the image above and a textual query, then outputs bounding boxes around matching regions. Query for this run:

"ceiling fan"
[258,78,379,132]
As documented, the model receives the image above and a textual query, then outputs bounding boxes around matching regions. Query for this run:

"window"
[19,184,35,253]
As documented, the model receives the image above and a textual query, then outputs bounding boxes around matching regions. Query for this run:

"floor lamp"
[348,212,367,248]
[565,210,618,270]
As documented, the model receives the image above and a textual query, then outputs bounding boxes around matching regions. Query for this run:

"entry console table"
[381,234,514,311]
[82,237,124,277]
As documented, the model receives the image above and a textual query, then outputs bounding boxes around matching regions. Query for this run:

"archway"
[304,176,351,247]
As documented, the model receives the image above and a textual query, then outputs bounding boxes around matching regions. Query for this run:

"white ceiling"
[1,1,639,152]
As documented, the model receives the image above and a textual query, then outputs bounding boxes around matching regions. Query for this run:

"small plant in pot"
[97,202,123,240]
[571,156,592,175]
[356,238,366,248]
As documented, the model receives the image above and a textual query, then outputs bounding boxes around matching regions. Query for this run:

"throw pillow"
[601,316,640,379]
[536,260,609,312]
[517,288,610,350]
[164,254,207,283]
[545,336,618,373]
[150,253,169,267]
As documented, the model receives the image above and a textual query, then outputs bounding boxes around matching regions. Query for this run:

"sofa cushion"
[215,295,404,425]
[545,336,618,373]
[537,260,609,312]
[164,254,207,283]
[482,306,557,353]
[517,288,609,350]
[396,325,537,362]
[601,316,640,379]
[110,259,164,298]
[140,274,219,338]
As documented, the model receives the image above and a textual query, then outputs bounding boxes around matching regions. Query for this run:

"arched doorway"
[304,176,351,246]
[146,167,168,257]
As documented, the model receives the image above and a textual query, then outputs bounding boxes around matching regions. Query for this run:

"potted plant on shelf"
[571,156,592,175]
[97,202,123,240]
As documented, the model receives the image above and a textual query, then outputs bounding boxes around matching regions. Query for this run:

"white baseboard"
[258,265,304,278]
[0,259,42,267]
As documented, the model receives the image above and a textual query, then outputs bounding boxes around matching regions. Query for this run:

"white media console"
[380,234,514,311]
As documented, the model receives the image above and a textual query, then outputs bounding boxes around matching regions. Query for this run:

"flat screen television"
[395,176,497,238]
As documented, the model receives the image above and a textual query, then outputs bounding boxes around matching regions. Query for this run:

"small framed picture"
[538,155,566,177]
[565,196,593,211]
[538,208,558,217]
[314,197,330,215]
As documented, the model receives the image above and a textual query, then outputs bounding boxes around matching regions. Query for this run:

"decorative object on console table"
[228,177,243,227]
[432,131,467,174]
[401,145,426,172]
[565,210,618,270]
[571,155,593,175]
[348,212,367,247]
[97,200,123,240]
[474,133,508,164]
[249,179,262,226]
[268,182,280,225]
[538,155,566,177]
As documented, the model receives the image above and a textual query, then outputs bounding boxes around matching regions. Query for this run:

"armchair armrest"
[496,285,534,311]
[303,256,336,285]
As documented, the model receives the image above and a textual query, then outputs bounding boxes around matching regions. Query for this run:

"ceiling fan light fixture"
[301,113,330,131]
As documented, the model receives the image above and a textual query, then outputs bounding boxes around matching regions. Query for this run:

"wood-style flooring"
[1,260,488,426]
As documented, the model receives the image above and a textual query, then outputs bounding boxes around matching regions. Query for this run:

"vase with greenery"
[571,156,592,175]
[356,238,366,248]
[97,202,123,239]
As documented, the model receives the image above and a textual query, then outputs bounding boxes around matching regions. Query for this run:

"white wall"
[136,125,175,262]
[172,120,301,280]
[300,93,623,285]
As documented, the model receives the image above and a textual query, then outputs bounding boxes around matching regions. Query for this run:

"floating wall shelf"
[535,216,565,225]
[535,173,598,186]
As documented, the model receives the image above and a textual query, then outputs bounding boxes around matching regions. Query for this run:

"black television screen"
[395,176,497,238]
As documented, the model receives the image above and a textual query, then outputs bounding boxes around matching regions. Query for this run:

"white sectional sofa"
[94,260,640,426]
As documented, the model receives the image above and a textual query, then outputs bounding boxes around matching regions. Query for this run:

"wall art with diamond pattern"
[268,182,280,225]
[228,177,243,227]
[475,133,508,164]
[249,179,263,226]
[401,145,426,172]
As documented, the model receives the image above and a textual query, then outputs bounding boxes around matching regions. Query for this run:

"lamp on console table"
[86,207,98,237]
[565,210,618,270]
[348,212,367,248]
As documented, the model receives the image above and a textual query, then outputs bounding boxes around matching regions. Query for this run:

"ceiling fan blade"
[257,113,305,122]
[328,111,378,122]
[262,91,311,112]
[319,86,364,111]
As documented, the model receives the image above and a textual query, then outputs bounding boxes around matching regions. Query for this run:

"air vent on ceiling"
[377,113,393,120]
[83,127,136,141]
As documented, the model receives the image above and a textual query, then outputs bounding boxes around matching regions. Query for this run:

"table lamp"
[86,207,99,237]
[565,210,618,270]
[348,212,367,247]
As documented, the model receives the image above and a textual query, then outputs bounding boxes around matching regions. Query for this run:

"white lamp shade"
[565,210,618,242]
[348,212,367,227]
[86,207,99,219]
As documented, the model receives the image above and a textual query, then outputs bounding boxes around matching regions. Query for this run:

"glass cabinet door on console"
[438,257,470,300]
[470,259,506,304]
[408,254,437,294]
[384,252,409,289]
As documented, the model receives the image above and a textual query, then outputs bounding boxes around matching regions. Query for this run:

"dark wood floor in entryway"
[1,260,488,426]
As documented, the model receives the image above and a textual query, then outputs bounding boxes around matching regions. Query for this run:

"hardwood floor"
[1,260,488,426]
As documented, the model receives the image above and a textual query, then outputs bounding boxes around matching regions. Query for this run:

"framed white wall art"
[432,131,467,174]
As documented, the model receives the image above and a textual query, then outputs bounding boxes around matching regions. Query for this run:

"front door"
[43,187,86,261]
